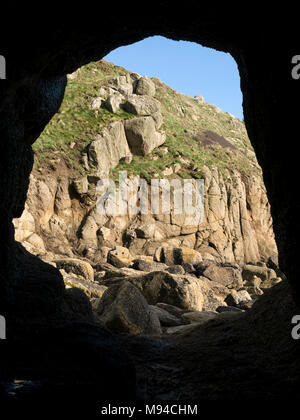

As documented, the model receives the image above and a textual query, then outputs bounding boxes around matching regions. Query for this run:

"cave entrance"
[22,35,279,278]
[7,32,296,403]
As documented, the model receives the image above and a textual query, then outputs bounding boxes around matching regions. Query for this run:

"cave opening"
[6,36,290,403]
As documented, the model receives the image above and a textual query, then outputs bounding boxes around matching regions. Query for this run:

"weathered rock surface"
[88,121,132,177]
[165,323,202,335]
[128,271,205,310]
[196,276,230,311]
[94,281,161,335]
[124,116,166,156]
[118,280,299,400]
[107,246,133,268]
[154,246,202,265]
[156,302,186,318]
[124,94,161,116]
[181,310,218,324]
[90,96,104,109]
[200,262,243,289]
[134,76,156,96]
[242,264,277,285]
[13,119,277,271]
[132,258,168,272]
[72,177,88,195]
[63,275,108,299]
[55,258,94,282]
[13,205,36,242]
[224,289,252,307]
[94,262,129,279]
[149,305,182,327]
[107,74,133,96]
[104,92,124,113]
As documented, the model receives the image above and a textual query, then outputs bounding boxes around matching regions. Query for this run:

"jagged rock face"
[12,63,277,266]
[14,163,277,266]
[198,167,277,263]
[94,280,161,335]
[88,121,132,177]
[124,116,166,155]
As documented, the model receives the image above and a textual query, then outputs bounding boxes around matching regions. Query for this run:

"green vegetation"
[33,59,259,180]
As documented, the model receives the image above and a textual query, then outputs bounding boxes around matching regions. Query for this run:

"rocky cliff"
[13,60,277,266]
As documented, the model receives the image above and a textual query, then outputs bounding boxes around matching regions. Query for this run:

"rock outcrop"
[13,63,277,268]
[88,121,132,177]
[15,165,277,268]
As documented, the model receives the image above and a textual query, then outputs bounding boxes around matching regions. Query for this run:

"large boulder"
[88,121,132,177]
[156,302,185,317]
[63,275,108,299]
[55,258,95,283]
[181,310,218,324]
[149,305,183,327]
[107,246,133,268]
[134,76,156,96]
[80,206,108,246]
[104,92,124,113]
[201,263,243,290]
[97,227,117,248]
[244,275,264,298]
[13,205,36,242]
[95,281,161,335]
[123,94,161,116]
[62,287,94,322]
[90,96,104,109]
[225,289,252,307]
[107,74,133,96]
[132,258,168,272]
[154,246,202,266]
[94,262,128,280]
[196,276,230,311]
[242,264,277,286]
[165,323,203,336]
[129,271,205,311]
[124,116,166,156]
[72,177,88,195]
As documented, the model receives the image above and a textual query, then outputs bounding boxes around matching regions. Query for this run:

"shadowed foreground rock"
[1,322,136,410]
[95,281,161,335]
[119,281,300,400]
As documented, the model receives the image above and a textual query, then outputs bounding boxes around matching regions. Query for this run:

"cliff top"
[33,59,260,181]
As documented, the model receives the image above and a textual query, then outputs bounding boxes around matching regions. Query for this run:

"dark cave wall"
[0,4,299,321]
[233,43,300,303]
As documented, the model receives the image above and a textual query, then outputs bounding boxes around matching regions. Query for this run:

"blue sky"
[104,36,243,120]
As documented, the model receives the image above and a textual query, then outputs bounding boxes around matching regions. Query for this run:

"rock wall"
[13,162,277,265]
[12,66,277,266]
